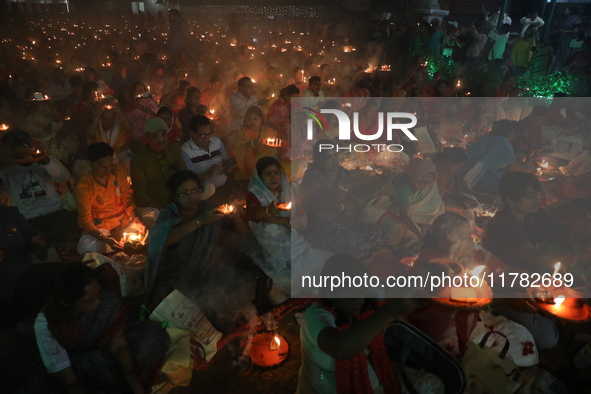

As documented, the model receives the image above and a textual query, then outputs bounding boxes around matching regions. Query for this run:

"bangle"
[338,202,345,212]
[266,205,272,216]
[338,182,350,192]
[194,217,201,228]
[286,217,291,227]
[251,140,256,147]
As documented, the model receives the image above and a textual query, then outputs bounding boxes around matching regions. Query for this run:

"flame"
[274,336,280,347]
[554,295,565,307]
[277,202,292,210]
[0,124,9,131]
[554,262,561,272]
[472,265,486,277]
[218,204,234,214]
[540,160,550,169]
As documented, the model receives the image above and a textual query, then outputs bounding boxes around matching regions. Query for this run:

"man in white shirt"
[520,11,544,37]
[47,68,72,101]
[484,2,512,33]
[301,76,325,110]
[181,115,229,188]
[229,77,266,132]
[0,129,78,243]
[488,24,511,61]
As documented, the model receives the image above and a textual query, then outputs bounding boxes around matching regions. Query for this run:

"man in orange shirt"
[76,142,157,254]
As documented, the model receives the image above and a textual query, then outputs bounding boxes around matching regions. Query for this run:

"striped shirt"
[181,137,228,187]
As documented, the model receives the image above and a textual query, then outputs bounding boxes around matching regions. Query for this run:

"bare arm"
[109,332,144,394]
[317,301,413,360]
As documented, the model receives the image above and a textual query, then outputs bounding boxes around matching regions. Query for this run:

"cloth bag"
[83,252,144,297]
[462,331,522,394]
[159,327,194,387]
[149,289,223,362]
[551,136,584,161]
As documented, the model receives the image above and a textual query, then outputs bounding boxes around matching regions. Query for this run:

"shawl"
[329,306,401,394]
[44,264,127,352]
[247,164,304,273]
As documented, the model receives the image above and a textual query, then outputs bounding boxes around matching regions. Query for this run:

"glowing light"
[554,295,565,308]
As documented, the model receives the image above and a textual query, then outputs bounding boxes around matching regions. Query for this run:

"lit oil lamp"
[123,231,146,250]
[553,262,561,276]
[104,104,113,110]
[217,204,235,215]
[276,202,292,210]
[249,332,289,367]
[0,124,9,131]
[260,137,283,147]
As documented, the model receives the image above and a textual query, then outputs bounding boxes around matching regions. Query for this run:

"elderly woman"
[28,262,170,393]
[457,120,536,195]
[246,157,332,301]
[300,140,389,260]
[227,106,279,180]
[366,158,445,249]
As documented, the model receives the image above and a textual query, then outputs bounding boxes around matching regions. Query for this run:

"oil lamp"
[217,204,234,215]
[276,202,292,210]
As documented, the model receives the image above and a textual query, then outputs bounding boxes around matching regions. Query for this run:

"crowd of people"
[1,4,591,394]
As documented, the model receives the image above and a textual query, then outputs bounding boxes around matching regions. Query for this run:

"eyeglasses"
[177,188,203,198]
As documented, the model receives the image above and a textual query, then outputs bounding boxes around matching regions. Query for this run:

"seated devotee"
[229,77,265,132]
[201,74,223,110]
[392,78,418,98]
[512,105,548,158]
[355,99,380,141]
[76,142,157,254]
[26,262,170,393]
[131,118,186,211]
[246,157,332,301]
[457,120,536,195]
[157,105,183,144]
[87,104,133,169]
[47,67,71,101]
[432,147,478,216]
[257,65,282,112]
[144,170,227,308]
[366,158,445,248]
[297,254,416,394]
[124,81,159,152]
[20,88,61,146]
[414,212,559,350]
[177,87,202,142]
[227,106,279,180]
[266,84,300,139]
[343,79,371,111]
[181,115,229,188]
[484,171,591,273]
[0,129,78,244]
[300,140,390,260]
[300,76,324,111]
[160,79,191,113]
